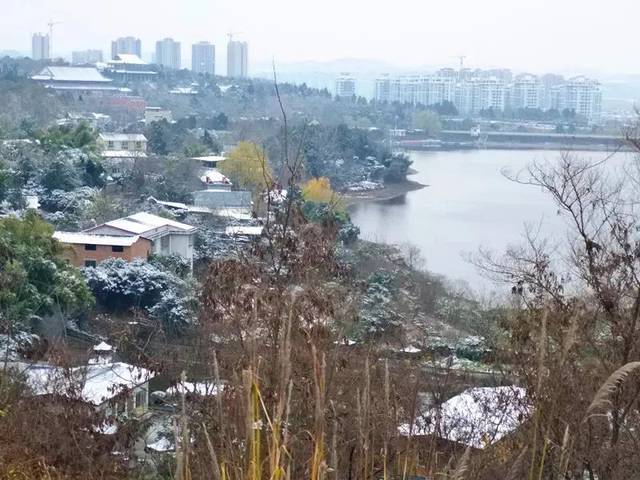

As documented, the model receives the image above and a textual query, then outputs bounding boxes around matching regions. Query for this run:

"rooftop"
[110,54,147,65]
[32,66,112,83]
[53,231,143,247]
[88,212,196,237]
[13,361,154,406]
[99,133,147,142]
[398,386,530,449]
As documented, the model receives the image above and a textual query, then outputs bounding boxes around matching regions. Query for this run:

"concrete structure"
[98,133,148,171]
[227,40,248,78]
[31,66,120,94]
[53,232,152,268]
[85,212,197,267]
[106,54,158,82]
[374,75,391,103]
[192,41,215,75]
[193,189,253,217]
[335,73,356,98]
[71,49,103,65]
[511,73,541,110]
[145,106,173,123]
[32,33,50,60]
[111,36,142,59]
[556,76,602,122]
[155,38,181,70]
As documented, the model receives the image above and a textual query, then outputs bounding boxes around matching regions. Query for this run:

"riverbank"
[343,178,426,206]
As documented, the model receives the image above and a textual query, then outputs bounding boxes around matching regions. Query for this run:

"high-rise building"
[557,76,602,122]
[192,41,215,75]
[155,38,181,70]
[511,73,542,110]
[111,37,142,60]
[335,73,356,98]
[72,49,104,65]
[374,75,391,103]
[226,40,248,78]
[32,33,50,60]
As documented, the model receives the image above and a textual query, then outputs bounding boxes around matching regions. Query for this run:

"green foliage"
[356,271,402,339]
[412,110,442,137]
[34,122,98,154]
[0,211,94,326]
[383,153,412,183]
[302,201,360,244]
[41,153,81,191]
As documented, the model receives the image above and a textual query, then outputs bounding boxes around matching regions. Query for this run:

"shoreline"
[343,178,426,206]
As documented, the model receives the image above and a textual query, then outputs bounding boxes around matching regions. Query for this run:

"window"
[135,389,146,409]
[135,141,142,150]
[84,260,97,268]
[112,245,124,252]
[121,141,129,150]
[107,140,114,149]
[84,244,97,251]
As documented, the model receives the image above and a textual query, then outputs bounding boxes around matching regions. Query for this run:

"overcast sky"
[1,0,638,74]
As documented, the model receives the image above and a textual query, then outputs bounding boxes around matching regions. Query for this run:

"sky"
[1,0,639,75]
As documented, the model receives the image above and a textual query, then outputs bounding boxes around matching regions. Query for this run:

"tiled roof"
[53,231,142,246]
[32,66,112,83]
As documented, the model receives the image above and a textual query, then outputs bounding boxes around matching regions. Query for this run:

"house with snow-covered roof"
[84,212,196,268]
[53,231,152,268]
[398,386,530,450]
[10,356,155,418]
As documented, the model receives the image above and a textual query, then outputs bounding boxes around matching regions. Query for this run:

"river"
[349,149,623,289]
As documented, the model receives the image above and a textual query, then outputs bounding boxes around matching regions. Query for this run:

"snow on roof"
[111,54,147,65]
[166,381,224,397]
[148,197,215,214]
[32,66,113,83]
[14,362,155,406]
[225,226,264,237]
[101,150,147,158]
[53,231,142,247]
[102,218,153,235]
[99,133,147,142]
[191,155,227,163]
[93,341,113,352]
[398,386,530,449]
[200,168,231,185]
[127,212,195,232]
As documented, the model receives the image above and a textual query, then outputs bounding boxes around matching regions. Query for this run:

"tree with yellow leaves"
[218,141,273,194]
[301,177,344,211]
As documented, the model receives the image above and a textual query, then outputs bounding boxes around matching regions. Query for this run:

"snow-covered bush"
[83,258,195,333]
[357,272,402,338]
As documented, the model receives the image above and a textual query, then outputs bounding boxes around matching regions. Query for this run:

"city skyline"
[3,0,640,75]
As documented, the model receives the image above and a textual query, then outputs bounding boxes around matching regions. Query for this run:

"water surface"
[349,149,620,287]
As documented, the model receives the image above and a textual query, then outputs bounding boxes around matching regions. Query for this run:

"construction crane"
[47,19,62,59]
[226,32,242,42]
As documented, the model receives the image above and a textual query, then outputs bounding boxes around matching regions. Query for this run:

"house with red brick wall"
[53,232,152,268]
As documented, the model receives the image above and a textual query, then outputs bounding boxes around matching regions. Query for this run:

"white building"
[374,75,391,103]
[31,66,120,94]
[72,49,104,65]
[145,107,173,123]
[336,73,356,98]
[510,73,541,110]
[97,133,148,170]
[192,41,215,75]
[85,212,197,268]
[32,33,50,60]
[155,38,182,70]
[227,40,248,78]
[557,76,602,122]
[111,36,141,59]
